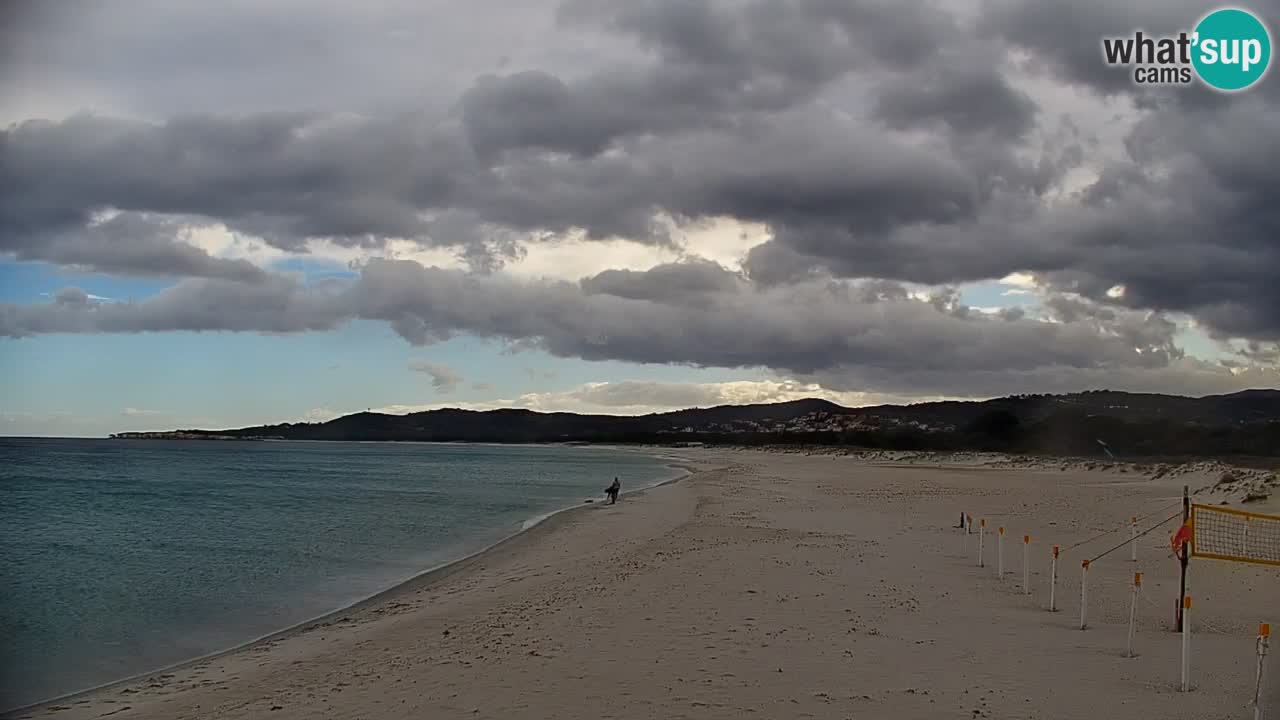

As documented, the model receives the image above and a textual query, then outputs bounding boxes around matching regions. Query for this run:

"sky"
[1,0,1278,437]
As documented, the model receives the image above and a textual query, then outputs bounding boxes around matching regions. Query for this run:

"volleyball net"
[1190,504,1280,567]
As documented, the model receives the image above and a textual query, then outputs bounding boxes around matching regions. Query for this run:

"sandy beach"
[11,450,1279,720]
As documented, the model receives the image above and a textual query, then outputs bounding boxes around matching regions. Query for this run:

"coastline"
[4,455,695,717]
[12,449,1277,720]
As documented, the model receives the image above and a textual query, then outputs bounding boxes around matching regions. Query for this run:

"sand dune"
[11,450,1278,720]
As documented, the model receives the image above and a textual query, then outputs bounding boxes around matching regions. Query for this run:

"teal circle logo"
[1192,8,1271,91]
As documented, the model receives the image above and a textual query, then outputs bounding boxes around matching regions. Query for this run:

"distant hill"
[112,389,1280,458]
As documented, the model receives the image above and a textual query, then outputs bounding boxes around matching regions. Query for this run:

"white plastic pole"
[1049,545,1059,612]
[1127,572,1142,657]
[978,519,986,568]
[1080,560,1090,630]
[997,527,1005,577]
[1181,595,1192,692]
[1130,516,1138,562]
[1255,623,1270,720]
[1023,535,1031,595]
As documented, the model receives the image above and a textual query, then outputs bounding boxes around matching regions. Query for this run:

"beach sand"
[11,450,1279,720]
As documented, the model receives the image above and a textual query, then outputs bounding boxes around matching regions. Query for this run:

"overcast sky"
[2,0,1277,436]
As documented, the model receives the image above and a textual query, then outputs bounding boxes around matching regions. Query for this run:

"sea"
[0,438,683,711]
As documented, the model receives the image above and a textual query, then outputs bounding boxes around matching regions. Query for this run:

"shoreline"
[5,457,695,717]
[14,450,1277,719]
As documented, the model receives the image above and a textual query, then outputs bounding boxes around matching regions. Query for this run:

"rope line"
[1087,511,1183,563]
[1134,500,1185,524]
[1061,500,1182,552]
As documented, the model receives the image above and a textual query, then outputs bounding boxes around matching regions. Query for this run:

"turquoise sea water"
[0,438,680,710]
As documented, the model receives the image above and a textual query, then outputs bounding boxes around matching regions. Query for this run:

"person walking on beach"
[605,477,621,504]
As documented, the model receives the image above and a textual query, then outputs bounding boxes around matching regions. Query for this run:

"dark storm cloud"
[739,241,827,287]
[743,91,1280,340]
[0,275,344,338]
[459,0,988,159]
[461,72,614,159]
[748,154,1280,342]
[983,0,1280,109]
[2,0,1280,366]
[0,0,986,247]
[563,0,955,71]
[580,259,743,303]
[0,258,1176,375]
[873,48,1038,138]
[659,111,981,230]
[6,102,977,251]
[1,0,996,275]
[5,258,1269,396]
[454,104,985,244]
[1038,98,1280,340]
[981,0,1205,95]
[0,212,267,282]
[0,112,473,249]
[0,0,575,120]
[7,105,977,254]
[945,0,1280,338]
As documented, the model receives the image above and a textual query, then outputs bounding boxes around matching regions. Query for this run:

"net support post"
[978,518,986,568]
[1256,623,1270,720]
[1127,572,1142,658]
[1049,545,1059,612]
[1131,516,1138,562]
[1023,535,1031,596]
[998,527,1005,577]
[1178,486,1189,633]
[1181,595,1192,692]
[1080,559,1090,630]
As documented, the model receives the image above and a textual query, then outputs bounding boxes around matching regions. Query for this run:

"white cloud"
[409,361,464,393]
[365,379,960,417]
[999,272,1041,289]
[302,407,343,422]
[182,224,289,267]
[181,215,767,285]
[371,400,507,415]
